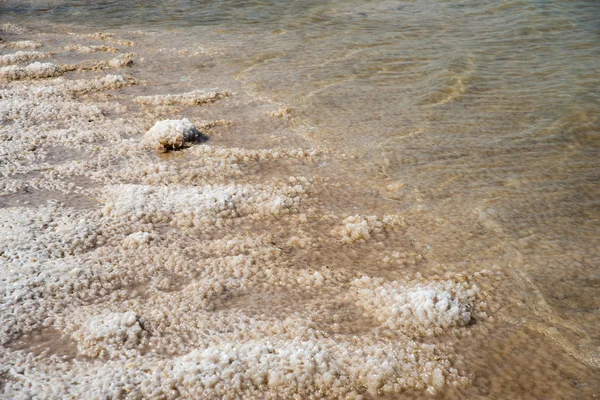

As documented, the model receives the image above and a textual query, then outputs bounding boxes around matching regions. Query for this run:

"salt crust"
[134,90,229,106]
[0,62,60,81]
[0,51,51,66]
[349,276,482,336]
[0,40,42,50]
[2,329,462,398]
[61,53,134,72]
[58,74,136,94]
[0,75,136,161]
[0,204,99,265]
[63,44,119,53]
[0,57,132,82]
[0,23,24,34]
[331,214,405,244]
[0,35,487,399]
[47,144,319,187]
[191,145,319,162]
[68,31,136,47]
[0,82,107,140]
[71,311,146,358]
[122,231,157,249]
[101,180,309,226]
[142,118,201,152]
[0,200,481,398]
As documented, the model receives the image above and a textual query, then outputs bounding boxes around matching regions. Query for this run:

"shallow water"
[0,1,599,399]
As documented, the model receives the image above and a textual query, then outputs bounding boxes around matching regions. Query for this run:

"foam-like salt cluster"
[142,118,200,152]
[61,53,134,73]
[0,204,99,265]
[331,214,404,244]
[0,61,60,81]
[65,74,136,94]
[0,40,42,49]
[382,251,424,266]
[191,145,319,162]
[101,180,309,226]
[134,90,229,106]
[0,83,103,132]
[70,311,146,358]
[50,143,319,187]
[0,51,50,66]
[63,44,119,53]
[69,31,136,47]
[349,276,483,336]
[2,324,464,398]
[122,231,157,249]
[0,22,24,34]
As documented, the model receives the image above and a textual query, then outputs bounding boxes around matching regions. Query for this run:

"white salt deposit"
[101,180,309,226]
[70,311,145,358]
[348,276,484,336]
[107,54,133,68]
[142,118,200,152]
[0,204,99,265]
[0,61,60,81]
[60,54,134,73]
[0,51,51,66]
[63,44,119,53]
[0,27,505,400]
[191,145,319,162]
[331,214,404,244]
[134,90,229,106]
[0,23,24,34]
[61,74,136,94]
[0,40,42,49]
[122,231,157,249]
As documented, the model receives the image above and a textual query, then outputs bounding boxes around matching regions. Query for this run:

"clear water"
[1,0,599,398]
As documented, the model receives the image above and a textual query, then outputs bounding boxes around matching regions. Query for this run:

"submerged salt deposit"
[1,15,598,400]
[0,50,50,66]
[0,26,491,399]
[134,90,229,106]
[0,61,60,81]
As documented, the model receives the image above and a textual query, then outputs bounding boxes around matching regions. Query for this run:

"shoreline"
[1,19,598,399]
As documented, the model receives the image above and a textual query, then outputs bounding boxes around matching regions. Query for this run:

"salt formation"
[134,90,229,106]
[122,231,157,249]
[331,214,404,244]
[349,276,483,336]
[0,51,51,66]
[101,180,309,225]
[0,22,24,34]
[106,54,134,68]
[142,118,201,152]
[191,146,319,162]
[0,62,60,81]
[58,54,134,74]
[0,204,99,265]
[382,251,424,266]
[0,82,103,132]
[68,31,137,47]
[63,44,119,53]
[61,74,136,94]
[58,145,319,187]
[0,40,42,49]
[70,312,146,358]
[0,28,494,400]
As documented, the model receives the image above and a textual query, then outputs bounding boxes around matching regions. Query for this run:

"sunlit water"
[1,1,599,398]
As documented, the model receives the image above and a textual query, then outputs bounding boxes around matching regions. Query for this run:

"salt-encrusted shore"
[0,24,499,399]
